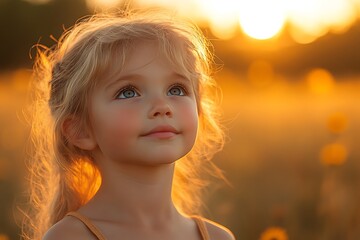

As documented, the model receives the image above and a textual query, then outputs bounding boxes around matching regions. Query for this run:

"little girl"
[23,9,235,240]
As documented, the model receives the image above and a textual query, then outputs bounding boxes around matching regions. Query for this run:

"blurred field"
[209,69,360,240]
[0,68,359,239]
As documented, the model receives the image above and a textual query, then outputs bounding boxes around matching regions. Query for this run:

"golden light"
[286,0,357,43]
[324,0,357,34]
[247,60,275,88]
[238,0,286,40]
[327,112,348,134]
[288,27,326,44]
[259,227,288,240]
[11,69,32,93]
[306,68,336,95]
[85,0,360,42]
[73,161,101,204]
[86,0,123,9]
[286,0,329,43]
[198,0,240,40]
[0,234,10,240]
[320,143,348,166]
[137,0,203,19]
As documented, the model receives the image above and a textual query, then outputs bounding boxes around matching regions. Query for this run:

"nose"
[148,97,173,118]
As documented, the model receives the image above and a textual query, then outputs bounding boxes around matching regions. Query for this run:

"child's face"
[88,40,198,166]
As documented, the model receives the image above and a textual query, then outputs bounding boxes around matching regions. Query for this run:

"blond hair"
[23,9,225,240]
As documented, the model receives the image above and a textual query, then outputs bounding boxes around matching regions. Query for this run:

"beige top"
[66,212,210,240]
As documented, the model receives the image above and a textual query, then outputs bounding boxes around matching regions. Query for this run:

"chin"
[143,151,188,165]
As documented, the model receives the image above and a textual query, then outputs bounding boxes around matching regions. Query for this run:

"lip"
[141,125,179,138]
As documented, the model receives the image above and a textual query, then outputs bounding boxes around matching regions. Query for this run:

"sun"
[238,0,286,40]
[84,0,358,42]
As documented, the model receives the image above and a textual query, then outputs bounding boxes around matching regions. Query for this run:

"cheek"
[178,101,199,140]
[91,105,142,151]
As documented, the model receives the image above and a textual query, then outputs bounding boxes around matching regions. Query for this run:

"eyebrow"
[104,72,190,91]
[104,74,142,91]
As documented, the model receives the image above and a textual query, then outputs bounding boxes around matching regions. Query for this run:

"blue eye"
[168,85,186,96]
[116,86,139,99]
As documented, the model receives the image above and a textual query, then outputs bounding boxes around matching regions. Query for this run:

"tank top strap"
[191,215,210,240]
[66,211,107,240]
[66,212,210,240]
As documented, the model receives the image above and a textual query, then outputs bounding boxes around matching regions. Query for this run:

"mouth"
[141,125,180,139]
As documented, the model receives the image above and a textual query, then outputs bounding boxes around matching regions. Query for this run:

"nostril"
[153,111,172,117]
[149,101,173,118]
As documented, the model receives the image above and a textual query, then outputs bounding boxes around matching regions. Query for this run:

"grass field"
[0,68,359,239]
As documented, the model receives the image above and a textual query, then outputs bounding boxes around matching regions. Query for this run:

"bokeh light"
[238,0,286,40]
[198,0,239,39]
[320,143,348,166]
[2,0,360,239]
[286,0,357,43]
[259,227,288,240]
[327,112,348,134]
[306,68,336,95]
[83,0,360,42]
[0,234,9,240]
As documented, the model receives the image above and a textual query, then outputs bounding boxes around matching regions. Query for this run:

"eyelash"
[114,83,189,99]
[168,83,188,96]
[115,85,139,99]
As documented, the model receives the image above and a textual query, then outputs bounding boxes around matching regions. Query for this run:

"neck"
[84,161,181,227]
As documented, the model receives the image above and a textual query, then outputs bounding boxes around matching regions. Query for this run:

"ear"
[62,116,97,151]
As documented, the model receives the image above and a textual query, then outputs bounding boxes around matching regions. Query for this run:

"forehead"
[120,40,165,73]
[95,38,196,87]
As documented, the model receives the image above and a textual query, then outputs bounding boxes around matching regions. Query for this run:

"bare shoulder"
[202,218,236,240]
[42,215,96,240]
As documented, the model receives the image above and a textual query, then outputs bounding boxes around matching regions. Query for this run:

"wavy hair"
[22,9,225,240]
